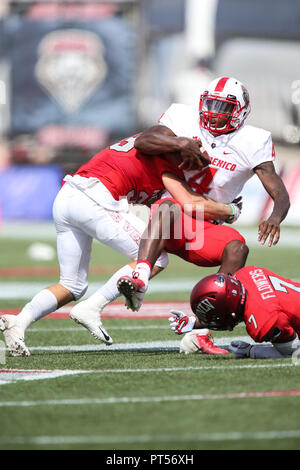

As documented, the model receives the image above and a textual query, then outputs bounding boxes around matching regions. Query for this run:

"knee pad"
[59,279,88,300]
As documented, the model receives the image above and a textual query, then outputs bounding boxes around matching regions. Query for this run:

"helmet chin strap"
[208,126,235,137]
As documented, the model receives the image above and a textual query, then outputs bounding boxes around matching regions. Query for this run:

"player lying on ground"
[174,266,300,359]
[0,134,238,357]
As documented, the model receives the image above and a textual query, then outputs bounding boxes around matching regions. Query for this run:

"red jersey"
[234,266,300,343]
[74,136,184,206]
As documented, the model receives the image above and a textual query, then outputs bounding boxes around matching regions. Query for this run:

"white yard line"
[0,387,299,408]
[0,362,294,377]
[0,340,180,352]
[0,430,300,447]
[0,363,294,388]
[0,336,270,352]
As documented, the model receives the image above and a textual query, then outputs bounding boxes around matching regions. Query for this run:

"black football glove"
[228,340,252,358]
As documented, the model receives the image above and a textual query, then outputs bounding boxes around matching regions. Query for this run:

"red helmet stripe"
[214,77,229,92]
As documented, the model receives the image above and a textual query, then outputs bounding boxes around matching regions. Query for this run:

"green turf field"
[0,223,300,451]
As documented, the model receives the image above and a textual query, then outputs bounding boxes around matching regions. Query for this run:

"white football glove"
[168,310,196,335]
[226,196,243,224]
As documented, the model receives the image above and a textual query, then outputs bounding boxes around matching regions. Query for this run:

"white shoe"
[0,315,30,357]
[70,302,113,345]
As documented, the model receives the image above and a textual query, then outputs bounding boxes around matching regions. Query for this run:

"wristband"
[226,204,235,221]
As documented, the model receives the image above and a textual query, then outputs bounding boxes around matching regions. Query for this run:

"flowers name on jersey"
[35,29,107,113]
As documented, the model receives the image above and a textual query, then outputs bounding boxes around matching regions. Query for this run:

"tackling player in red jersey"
[178,266,300,358]
[74,136,184,206]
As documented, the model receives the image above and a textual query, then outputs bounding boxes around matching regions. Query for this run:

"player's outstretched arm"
[162,172,241,222]
[229,330,300,359]
[254,161,290,247]
[228,341,284,359]
[134,125,210,170]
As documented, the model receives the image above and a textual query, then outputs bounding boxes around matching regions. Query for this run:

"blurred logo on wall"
[35,29,107,114]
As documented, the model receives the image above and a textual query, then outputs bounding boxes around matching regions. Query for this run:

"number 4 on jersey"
[187,167,218,195]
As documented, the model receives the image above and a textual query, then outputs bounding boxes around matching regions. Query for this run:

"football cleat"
[0,314,30,357]
[70,302,113,345]
[179,329,229,355]
[117,276,147,312]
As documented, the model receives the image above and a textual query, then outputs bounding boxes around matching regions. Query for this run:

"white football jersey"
[159,103,275,203]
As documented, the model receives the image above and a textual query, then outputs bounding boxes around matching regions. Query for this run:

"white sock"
[133,260,152,285]
[16,289,58,330]
[95,264,134,304]
[80,291,110,311]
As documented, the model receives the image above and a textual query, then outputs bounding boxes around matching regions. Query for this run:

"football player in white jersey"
[116,76,290,325]
[134,76,290,248]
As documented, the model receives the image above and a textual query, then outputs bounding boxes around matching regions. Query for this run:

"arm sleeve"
[249,345,284,359]
[272,335,300,357]
[249,334,299,359]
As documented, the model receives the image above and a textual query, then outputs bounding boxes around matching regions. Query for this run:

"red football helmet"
[190,273,246,331]
[199,76,251,135]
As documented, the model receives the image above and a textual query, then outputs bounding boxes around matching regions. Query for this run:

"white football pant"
[52,182,168,300]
